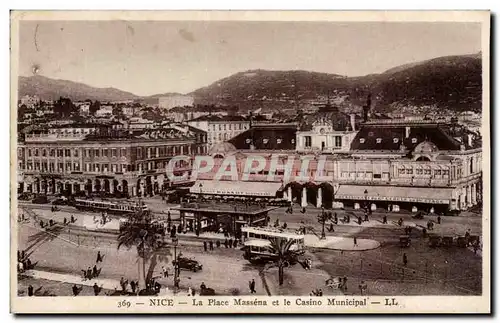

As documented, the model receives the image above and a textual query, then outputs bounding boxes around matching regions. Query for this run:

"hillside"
[18,75,139,102]
[191,54,482,113]
[17,53,482,113]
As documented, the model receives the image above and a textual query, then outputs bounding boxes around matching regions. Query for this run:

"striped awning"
[189,180,283,197]
[336,185,453,204]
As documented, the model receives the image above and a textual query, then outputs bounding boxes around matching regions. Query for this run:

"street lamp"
[320,207,326,240]
[172,237,180,294]
[364,189,368,212]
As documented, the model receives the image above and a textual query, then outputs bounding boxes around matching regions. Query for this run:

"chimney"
[350,114,356,132]
[405,126,411,138]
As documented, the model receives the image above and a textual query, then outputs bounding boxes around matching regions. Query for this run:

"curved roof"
[209,142,237,155]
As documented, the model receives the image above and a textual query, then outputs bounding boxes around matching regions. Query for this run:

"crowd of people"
[17,249,35,273]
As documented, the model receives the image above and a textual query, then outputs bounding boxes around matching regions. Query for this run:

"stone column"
[316,187,322,208]
[467,185,472,208]
[287,186,292,202]
[301,187,307,208]
[471,183,477,205]
[110,180,115,194]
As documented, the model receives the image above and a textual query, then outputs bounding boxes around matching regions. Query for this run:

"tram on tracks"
[73,198,148,215]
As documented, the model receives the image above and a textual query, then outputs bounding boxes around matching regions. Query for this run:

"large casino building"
[193,110,482,213]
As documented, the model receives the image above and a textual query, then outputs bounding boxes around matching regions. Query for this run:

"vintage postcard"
[10,10,490,314]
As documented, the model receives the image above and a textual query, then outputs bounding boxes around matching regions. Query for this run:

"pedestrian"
[229,238,233,248]
[191,288,196,296]
[92,265,98,278]
[72,284,79,296]
[71,215,76,223]
[398,218,403,226]
[28,285,34,296]
[216,240,221,248]
[318,289,323,296]
[162,266,169,278]
[203,241,208,252]
[87,267,92,280]
[49,219,54,226]
[93,283,100,296]
[39,220,44,228]
[63,217,67,225]
[328,223,334,232]
[21,250,25,259]
[120,277,126,291]
[130,280,136,294]
[383,215,388,224]
[437,215,441,224]
[473,243,479,255]
[224,239,228,248]
[343,277,348,292]
[188,287,193,296]
[364,212,369,222]
[249,279,256,294]
[358,217,362,225]
[17,250,21,262]
[353,236,358,247]
[96,251,103,263]
[403,253,408,267]
[233,239,238,248]
[283,222,288,229]
[209,241,214,251]
[200,282,206,291]
[422,227,427,237]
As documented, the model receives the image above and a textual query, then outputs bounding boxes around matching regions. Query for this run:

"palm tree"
[117,210,167,291]
[265,237,302,286]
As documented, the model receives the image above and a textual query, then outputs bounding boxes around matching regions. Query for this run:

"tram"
[73,198,148,215]
[240,226,305,264]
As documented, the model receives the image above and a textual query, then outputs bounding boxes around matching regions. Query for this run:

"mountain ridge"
[18,53,482,113]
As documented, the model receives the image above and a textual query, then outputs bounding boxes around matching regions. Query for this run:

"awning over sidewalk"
[335,184,453,204]
[189,180,283,197]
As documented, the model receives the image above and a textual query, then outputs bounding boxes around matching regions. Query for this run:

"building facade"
[186,115,251,147]
[159,95,194,110]
[17,123,208,197]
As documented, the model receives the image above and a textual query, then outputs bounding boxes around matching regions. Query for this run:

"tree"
[265,237,302,286]
[54,97,77,118]
[117,210,169,292]
[89,100,101,115]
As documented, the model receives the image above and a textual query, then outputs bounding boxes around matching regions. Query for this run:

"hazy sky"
[18,21,481,96]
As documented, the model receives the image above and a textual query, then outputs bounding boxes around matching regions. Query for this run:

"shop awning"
[336,184,453,204]
[189,180,283,197]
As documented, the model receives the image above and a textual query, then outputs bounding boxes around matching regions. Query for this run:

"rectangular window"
[95,149,100,157]
[103,149,108,157]
[112,148,117,157]
[406,169,413,175]
[58,162,63,172]
[304,136,312,148]
[416,169,423,175]
[373,173,382,179]
[28,149,32,157]
[219,124,222,131]
[335,136,342,148]
[65,149,71,157]
[85,149,90,158]
[424,169,431,175]
[399,168,405,175]
[74,149,79,157]
[229,124,232,130]
[66,162,72,171]
[112,164,117,172]
[73,162,80,171]
[85,163,91,172]
[50,149,55,157]
[435,169,442,175]
[34,149,39,157]
[42,149,47,157]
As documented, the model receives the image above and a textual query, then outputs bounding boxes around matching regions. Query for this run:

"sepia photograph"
[10,10,490,314]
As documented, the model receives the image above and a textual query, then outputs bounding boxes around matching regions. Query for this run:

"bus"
[73,198,148,215]
[240,226,305,264]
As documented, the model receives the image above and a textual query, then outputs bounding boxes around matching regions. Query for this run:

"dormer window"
[376,138,382,144]
[359,138,365,143]
[411,138,418,144]
[393,138,399,143]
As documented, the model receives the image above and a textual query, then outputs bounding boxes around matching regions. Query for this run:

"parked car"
[31,195,49,204]
[52,197,68,205]
[173,257,202,272]
[18,192,33,201]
